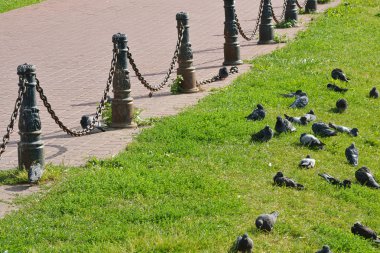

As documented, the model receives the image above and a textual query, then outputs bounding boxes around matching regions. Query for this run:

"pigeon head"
[306,154,311,158]
[372,87,377,91]
[276,116,282,121]
[275,172,284,178]
[242,233,248,239]
[359,166,370,173]
[264,125,271,130]
[218,67,229,79]
[295,90,303,95]
[342,179,351,188]
[322,245,330,250]
[349,143,356,149]
[300,133,307,138]
[308,110,315,115]
[353,222,362,227]
[350,128,359,136]
[257,104,264,110]
[327,83,333,88]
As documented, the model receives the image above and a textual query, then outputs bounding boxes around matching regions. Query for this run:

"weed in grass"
[170,75,183,94]
[273,33,289,43]
[275,19,297,29]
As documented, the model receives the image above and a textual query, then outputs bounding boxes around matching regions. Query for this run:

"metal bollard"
[111,33,136,128]
[285,0,298,22]
[222,0,243,66]
[305,0,317,13]
[258,0,275,44]
[17,63,44,182]
[176,12,199,93]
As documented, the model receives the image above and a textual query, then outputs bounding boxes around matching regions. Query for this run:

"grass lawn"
[0,0,44,13]
[0,0,379,252]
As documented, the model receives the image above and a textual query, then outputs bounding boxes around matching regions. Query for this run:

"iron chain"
[196,66,239,86]
[36,49,118,137]
[270,0,288,24]
[126,25,184,94]
[0,79,27,158]
[295,0,307,8]
[235,0,264,41]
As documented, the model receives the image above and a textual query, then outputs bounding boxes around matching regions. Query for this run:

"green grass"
[0,0,44,13]
[0,0,380,252]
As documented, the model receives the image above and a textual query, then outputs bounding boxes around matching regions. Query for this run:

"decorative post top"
[112,33,127,43]
[176,12,189,21]
[17,63,36,76]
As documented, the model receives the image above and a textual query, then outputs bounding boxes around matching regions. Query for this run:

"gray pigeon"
[289,95,309,108]
[355,167,379,189]
[336,99,348,113]
[251,125,274,142]
[369,87,379,98]
[80,115,105,132]
[280,90,305,98]
[331,68,349,82]
[345,143,358,166]
[28,162,44,183]
[303,110,317,122]
[255,211,279,232]
[299,155,315,169]
[351,222,379,241]
[327,83,348,92]
[234,233,254,253]
[284,114,308,125]
[275,116,296,134]
[312,122,337,137]
[273,172,304,189]
[318,173,351,188]
[300,133,325,149]
[246,104,266,121]
[315,245,332,253]
[328,122,358,137]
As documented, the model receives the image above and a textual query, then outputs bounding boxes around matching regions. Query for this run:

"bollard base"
[223,43,243,66]
[257,40,276,45]
[111,122,137,128]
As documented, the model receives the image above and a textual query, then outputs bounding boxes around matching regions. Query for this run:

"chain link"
[0,79,27,158]
[295,0,307,8]
[36,49,118,137]
[196,66,239,86]
[270,0,288,24]
[235,0,264,41]
[126,25,184,94]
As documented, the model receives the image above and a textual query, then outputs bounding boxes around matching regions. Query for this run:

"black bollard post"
[285,0,298,22]
[17,64,44,182]
[176,12,199,93]
[305,0,317,13]
[258,0,275,44]
[223,0,243,66]
[111,33,136,128]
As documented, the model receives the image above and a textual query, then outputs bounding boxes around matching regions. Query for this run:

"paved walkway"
[0,0,339,170]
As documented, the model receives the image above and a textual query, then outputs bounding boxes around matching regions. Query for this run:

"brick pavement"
[0,0,340,170]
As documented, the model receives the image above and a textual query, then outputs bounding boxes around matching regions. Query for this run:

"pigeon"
[255,211,279,232]
[280,90,305,98]
[234,233,254,253]
[303,110,317,122]
[251,125,274,142]
[331,68,349,82]
[355,167,379,189]
[335,98,348,113]
[299,155,315,169]
[345,143,358,166]
[273,172,304,189]
[351,222,379,241]
[289,95,309,108]
[284,114,308,125]
[218,67,229,79]
[328,123,358,137]
[315,245,332,253]
[300,133,325,149]
[275,116,296,134]
[80,115,106,132]
[246,104,266,121]
[318,173,351,188]
[312,122,337,137]
[327,83,348,92]
[369,87,379,98]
